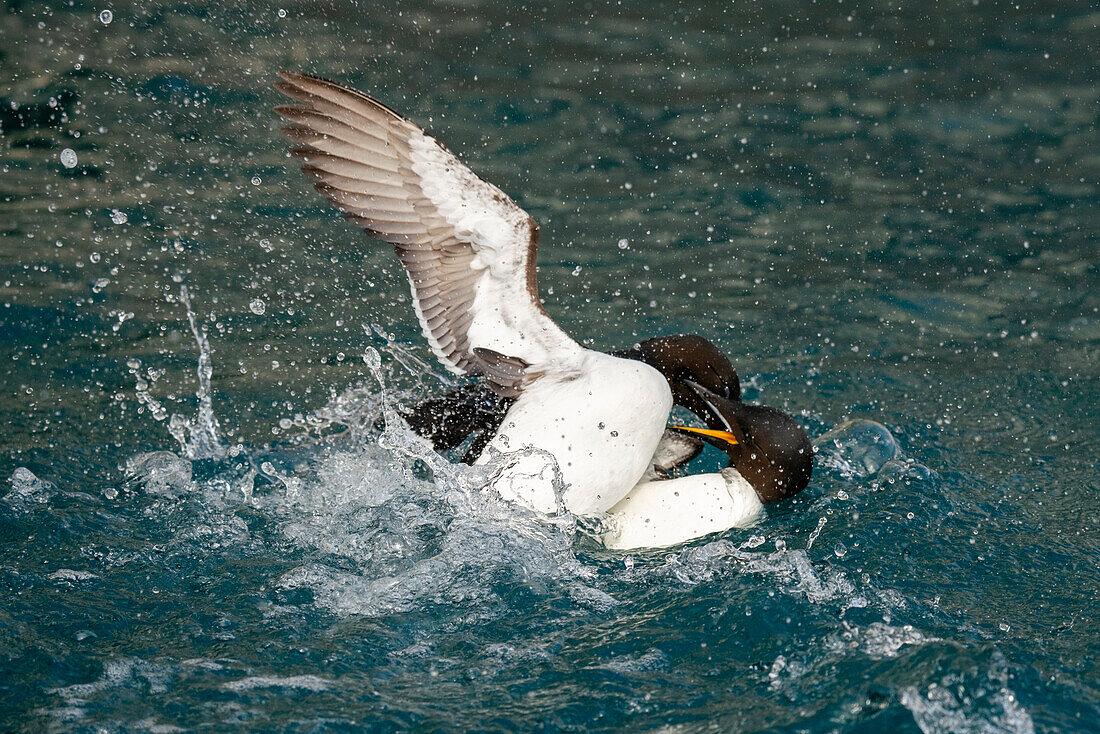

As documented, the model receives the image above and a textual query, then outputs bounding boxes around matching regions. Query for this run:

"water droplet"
[259,238,273,252]
[102,487,118,499]
[617,238,630,250]
[249,298,266,315]
[99,8,112,24]
[363,347,381,370]
[109,209,127,224]
[833,542,847,558]
[60,148,78,168]
[277,8,287,17]
[251,176,261,185]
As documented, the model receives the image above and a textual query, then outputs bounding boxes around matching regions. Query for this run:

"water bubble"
[60,148,78,168]
[99,8,112,24]
[109,209,127,224]
[249,298,266,315]
[814,419,900,478]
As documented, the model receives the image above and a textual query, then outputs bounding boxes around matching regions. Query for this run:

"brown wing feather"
[276,72,577,394]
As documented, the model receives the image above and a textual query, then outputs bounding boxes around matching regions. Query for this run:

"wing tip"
[275,71,409,124]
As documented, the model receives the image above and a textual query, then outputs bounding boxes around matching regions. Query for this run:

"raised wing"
[275,72,578,396]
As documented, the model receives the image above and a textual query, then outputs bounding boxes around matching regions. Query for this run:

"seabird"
[275,73,813,539]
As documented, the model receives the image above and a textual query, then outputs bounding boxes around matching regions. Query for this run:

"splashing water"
[166,286,224,460]
[5,321,1048,732]
[3,1,1093,728]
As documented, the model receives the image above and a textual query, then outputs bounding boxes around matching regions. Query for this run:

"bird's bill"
[668,425,739,446]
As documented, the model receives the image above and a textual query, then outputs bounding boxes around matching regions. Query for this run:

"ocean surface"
[1,0,1097,730]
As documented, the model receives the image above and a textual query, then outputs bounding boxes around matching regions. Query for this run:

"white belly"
[476,350,672,515]
[601,468,764,550]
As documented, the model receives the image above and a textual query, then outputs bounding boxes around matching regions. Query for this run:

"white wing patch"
[408,132,529,268]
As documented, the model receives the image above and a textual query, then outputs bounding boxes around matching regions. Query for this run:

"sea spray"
[167,286,225,461]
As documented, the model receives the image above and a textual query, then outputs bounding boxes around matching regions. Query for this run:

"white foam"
[900,655,1036,734]
[825,621,937,660]
[222,675,333,692]
[5,467,56,513]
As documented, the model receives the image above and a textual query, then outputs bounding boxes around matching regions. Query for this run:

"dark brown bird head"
[617,335,740,428]
[669,382,813,503]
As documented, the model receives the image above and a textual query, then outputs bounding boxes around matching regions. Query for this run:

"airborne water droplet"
[99,9,113,24]
[60,148,78,168]
[249,298,266,315]
[110,209,127,224]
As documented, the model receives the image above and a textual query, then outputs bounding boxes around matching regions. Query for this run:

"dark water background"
[2,0,1097,730]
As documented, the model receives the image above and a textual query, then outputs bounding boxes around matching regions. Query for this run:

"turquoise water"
[2,0,1097,730]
